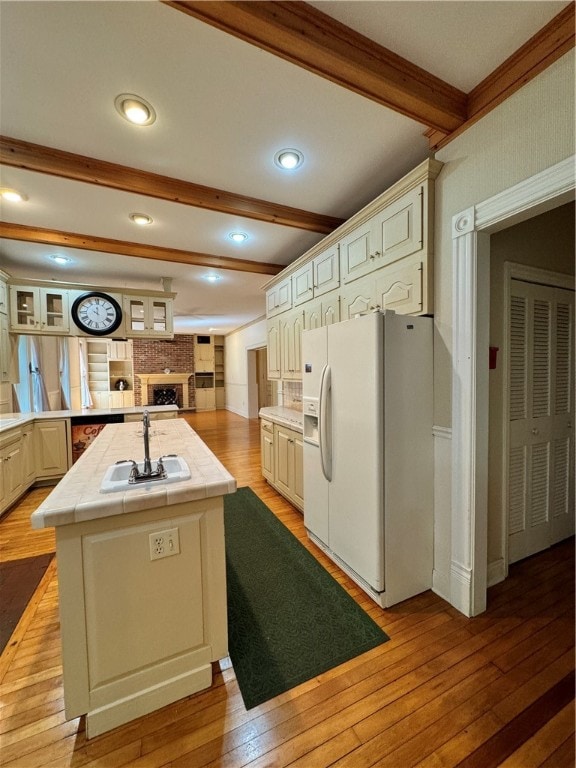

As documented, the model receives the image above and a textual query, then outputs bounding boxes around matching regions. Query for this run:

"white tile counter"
[0,404,177,435]
[259,406,303,433]
[31,418,236,529]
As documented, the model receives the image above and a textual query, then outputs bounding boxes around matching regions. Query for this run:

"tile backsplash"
[281,381,302,410]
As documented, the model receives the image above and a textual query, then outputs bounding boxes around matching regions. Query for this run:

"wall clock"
[71,292,123,336]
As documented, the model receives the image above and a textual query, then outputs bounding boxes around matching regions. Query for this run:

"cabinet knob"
[532,428,539,435]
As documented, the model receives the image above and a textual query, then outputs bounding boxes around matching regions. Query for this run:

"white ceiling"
[0,0,569,334]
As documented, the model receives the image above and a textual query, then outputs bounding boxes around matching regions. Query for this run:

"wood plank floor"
[0,410,574,768]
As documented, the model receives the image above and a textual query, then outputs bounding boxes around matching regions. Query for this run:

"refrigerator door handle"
[319,363,332,481]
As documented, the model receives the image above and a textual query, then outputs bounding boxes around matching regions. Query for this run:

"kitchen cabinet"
[293,245,340,307]
[214,338,225,409]
[124,296,173,338]
[0,428,24,513]
[263,159,441,382]
[194,335,215,372]
[0,275,10,383]
[260,419,275,482]
[259,417,303,511]
[34,419,70,480]
[22,423,35,485]
[274,424,304,511]
[10,285,70,334]
[266,277,292,318]
[195,381,216,411]
[304,291,340,330]
[266,319,281,379]
[280,309,304,380]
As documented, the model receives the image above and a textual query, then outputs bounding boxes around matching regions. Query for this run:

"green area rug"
[0,553,54,654]
[224,487,389,709]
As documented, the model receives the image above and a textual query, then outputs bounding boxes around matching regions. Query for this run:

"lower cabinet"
[35,420,70,480]
[0,429,24,512]
[260,419,303,511]
[0,418,70,516]
[260,419,274,482]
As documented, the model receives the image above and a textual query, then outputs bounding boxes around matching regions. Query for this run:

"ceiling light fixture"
[203,274,221,283]
[0,187,27,202]
[129,212,153,226]
[228,231,248,243]
[114,93,156,126]
[49,254,71,265]
[274,148,304,171]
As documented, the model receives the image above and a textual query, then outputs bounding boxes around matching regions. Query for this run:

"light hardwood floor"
[0,410,574,767]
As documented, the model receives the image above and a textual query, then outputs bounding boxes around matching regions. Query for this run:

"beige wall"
[487,203,575,565]
[432,51,574,596]
[224,317,266,418]
[434,51,575,427]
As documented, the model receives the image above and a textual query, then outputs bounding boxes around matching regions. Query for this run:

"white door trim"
[450,155,575,617]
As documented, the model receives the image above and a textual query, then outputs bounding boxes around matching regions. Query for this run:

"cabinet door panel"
[267,319,281,379]
[292,264,314,307]
[375,262,422,315]
[314,246,340,296]
[379,185,423,267]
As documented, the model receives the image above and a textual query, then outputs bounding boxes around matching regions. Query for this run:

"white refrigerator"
[302,310,433,608]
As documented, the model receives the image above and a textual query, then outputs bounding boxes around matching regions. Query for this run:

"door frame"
[450,155,575,617]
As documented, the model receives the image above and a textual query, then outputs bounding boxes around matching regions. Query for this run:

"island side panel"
[55,497,228,738]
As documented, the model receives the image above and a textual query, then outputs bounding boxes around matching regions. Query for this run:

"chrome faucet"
[142,409,152,475]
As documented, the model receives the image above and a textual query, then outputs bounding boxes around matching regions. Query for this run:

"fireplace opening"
[153,387,178,406]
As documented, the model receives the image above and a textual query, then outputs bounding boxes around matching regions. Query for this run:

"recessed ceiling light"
[129,212,153,226]
[49,254,71,265]
[274,148,304,171]
[0,187,27,202]
[228,231,248,243]
[114,93,156,126]
[203,273,221,283]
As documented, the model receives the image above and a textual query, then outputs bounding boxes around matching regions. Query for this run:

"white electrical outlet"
[149,527,180,561]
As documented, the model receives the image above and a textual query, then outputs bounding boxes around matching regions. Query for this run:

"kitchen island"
[31,417,236,738]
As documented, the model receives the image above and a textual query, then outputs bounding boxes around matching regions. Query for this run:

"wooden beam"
[428,3,575,150]
[164,1,468,134]
[0,222,284,276]
[0,137,343,235]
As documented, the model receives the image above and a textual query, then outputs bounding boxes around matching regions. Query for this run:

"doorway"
[247,347,277,419]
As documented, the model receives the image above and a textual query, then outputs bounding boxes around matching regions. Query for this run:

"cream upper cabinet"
[10,285,70,334]
[123,296,173,338]
[304,291,340,330]
[0,278,7,315]
[280,310,304,380]
[267,319,281,379]
[194,335,215,372]
[293,245,340,307]
[339,276,378,321]
[266,277,292,318]
[374,261,423,315]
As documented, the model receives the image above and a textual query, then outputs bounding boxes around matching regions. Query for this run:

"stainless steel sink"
[100,455,190,493]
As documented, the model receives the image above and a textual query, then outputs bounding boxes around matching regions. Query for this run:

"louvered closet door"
[508,280,575,564]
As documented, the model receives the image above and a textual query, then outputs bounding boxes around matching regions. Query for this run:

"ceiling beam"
[164,0,468,134]
[0,136,343,235]
[426,3,575,150]
[0,222,284,276]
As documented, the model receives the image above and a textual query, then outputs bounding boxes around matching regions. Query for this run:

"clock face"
[71,292,122,336]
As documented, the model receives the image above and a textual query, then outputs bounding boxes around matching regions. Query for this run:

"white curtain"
[79,339,93,408]
[58,337,71,409]
[30,336,50,412]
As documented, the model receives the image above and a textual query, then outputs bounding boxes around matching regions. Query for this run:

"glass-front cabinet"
[124,296,173,338]
[10,286,70,333]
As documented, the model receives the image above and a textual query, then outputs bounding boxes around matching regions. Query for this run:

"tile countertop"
[0,405,178,434]
[31,419,236,530]
[259,406,303,433]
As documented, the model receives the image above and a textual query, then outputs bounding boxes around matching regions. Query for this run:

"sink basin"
[100,456,191,493]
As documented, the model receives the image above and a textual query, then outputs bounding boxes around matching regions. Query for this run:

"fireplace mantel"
[137,373,193,409]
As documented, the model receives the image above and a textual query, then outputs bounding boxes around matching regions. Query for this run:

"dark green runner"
[224,487,389,709]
